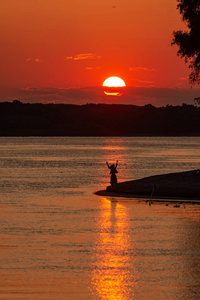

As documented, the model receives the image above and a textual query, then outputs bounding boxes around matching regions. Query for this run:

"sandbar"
[95,170,200,203]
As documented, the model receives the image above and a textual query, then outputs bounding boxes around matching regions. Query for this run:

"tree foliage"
[172,0,200,84]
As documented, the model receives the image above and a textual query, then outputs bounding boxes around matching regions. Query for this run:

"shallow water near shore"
[0,136,200,299]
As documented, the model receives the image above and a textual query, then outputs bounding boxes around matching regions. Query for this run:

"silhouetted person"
[106,160,118,186]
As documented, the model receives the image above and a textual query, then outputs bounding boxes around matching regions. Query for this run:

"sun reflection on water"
[91,198,139,300]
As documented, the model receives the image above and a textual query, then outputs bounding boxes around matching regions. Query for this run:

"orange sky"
[1,0,200,105]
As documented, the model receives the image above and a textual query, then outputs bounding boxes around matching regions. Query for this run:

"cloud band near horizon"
[0,86,200,106]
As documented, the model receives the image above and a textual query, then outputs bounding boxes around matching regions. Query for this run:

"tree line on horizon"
[0,101,200,136]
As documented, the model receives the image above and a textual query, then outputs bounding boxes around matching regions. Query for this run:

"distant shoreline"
[1,102,200,136]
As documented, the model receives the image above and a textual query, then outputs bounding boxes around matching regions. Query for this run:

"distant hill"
[0,101,200,136]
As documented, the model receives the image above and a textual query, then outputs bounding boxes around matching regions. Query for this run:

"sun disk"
[103,76,126,87]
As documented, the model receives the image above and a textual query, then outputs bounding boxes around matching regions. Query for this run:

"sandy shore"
[95,170,200,203]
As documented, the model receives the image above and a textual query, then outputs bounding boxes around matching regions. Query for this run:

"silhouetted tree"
[172,0,200,84]
[12,100,22,105]
[194,96,200,105]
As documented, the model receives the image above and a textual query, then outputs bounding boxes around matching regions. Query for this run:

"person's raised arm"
[115,160,118,168]
[106,161,110,169]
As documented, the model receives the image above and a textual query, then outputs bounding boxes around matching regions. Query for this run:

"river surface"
[0,137,200,299]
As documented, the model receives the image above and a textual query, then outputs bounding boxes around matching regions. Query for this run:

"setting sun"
[103,76,126,87]
[103,76,126,96]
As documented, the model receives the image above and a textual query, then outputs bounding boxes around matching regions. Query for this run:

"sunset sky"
[1,0,200,106]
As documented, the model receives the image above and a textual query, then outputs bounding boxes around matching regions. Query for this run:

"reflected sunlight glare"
[91,198,139,299]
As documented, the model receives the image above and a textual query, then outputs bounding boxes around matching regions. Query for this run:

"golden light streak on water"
[91,198,139,299]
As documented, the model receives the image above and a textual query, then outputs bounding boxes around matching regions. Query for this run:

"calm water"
[0,137,200,300]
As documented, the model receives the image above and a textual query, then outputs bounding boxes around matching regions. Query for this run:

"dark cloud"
[0,86,200,106]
